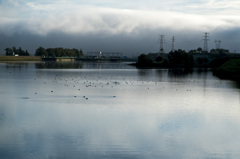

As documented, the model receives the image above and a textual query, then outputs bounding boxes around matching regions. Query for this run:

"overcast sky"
[0,0,240,56]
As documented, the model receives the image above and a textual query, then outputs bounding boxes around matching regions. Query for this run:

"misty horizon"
[0,0,240,56]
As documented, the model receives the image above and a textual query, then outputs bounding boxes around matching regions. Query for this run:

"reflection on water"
[0,62,240,159]
[3,62,30,70]
[35,61,83,69]
[35,61,133,69]
[167,68,193,77]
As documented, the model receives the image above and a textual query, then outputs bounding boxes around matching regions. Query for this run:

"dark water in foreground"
[0,61,240,159]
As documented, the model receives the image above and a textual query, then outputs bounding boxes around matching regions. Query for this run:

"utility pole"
[215,40,222,49]
[202,33,210,52]
[171,36,176,52]
[158,35,165,53]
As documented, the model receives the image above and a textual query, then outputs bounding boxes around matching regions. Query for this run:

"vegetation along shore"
[212,59,240,80]
[132,48,240,80]
[1,46,240,80]
[0,56,41,61]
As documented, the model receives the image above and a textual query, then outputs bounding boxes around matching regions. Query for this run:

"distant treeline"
[136,49,194,68]
[135,47,231,68]
[5,47,30,56]
[35,47,83,57]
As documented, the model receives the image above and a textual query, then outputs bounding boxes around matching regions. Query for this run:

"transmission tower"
[171,36,176,52]
[215,40,222,49]
[158,35,165,53]
[202,33,210,52]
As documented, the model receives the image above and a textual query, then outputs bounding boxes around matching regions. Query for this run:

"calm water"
[0,61,240,159]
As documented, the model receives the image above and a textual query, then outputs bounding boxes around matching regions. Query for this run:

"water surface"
[0,61,240,159]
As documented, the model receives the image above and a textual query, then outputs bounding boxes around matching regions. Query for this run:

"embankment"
[213,58,240,80]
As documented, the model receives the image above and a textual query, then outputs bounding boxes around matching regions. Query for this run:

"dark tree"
[35,47,48,57]
[136,54,153,67]
[12,47,17,54]
[188,49,197,54]
[168,49,193,67]
[5,47,30,56]
[210,49,230,54]
[197,47,203,53]
[197,58,208,65]
[25,50,30,56]
[5,48,13,56]
[38,47,84,57]
[156,56,163,62]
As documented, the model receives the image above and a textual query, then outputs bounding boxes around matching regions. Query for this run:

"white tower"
[202,33,210,52]
[171,36,176,52]
[159,35,165,53]
[215,40,222,49]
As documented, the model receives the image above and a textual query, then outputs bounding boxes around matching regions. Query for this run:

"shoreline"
[1,56,239,80]
[0,56,42,61]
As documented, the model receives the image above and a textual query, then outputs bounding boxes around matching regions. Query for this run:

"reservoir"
[0,61,240,159]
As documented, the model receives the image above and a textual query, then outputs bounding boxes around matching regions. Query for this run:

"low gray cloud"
[1,27,239,56]
[0,0,240,55]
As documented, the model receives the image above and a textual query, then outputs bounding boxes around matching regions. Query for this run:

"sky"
[0,0,240,56]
